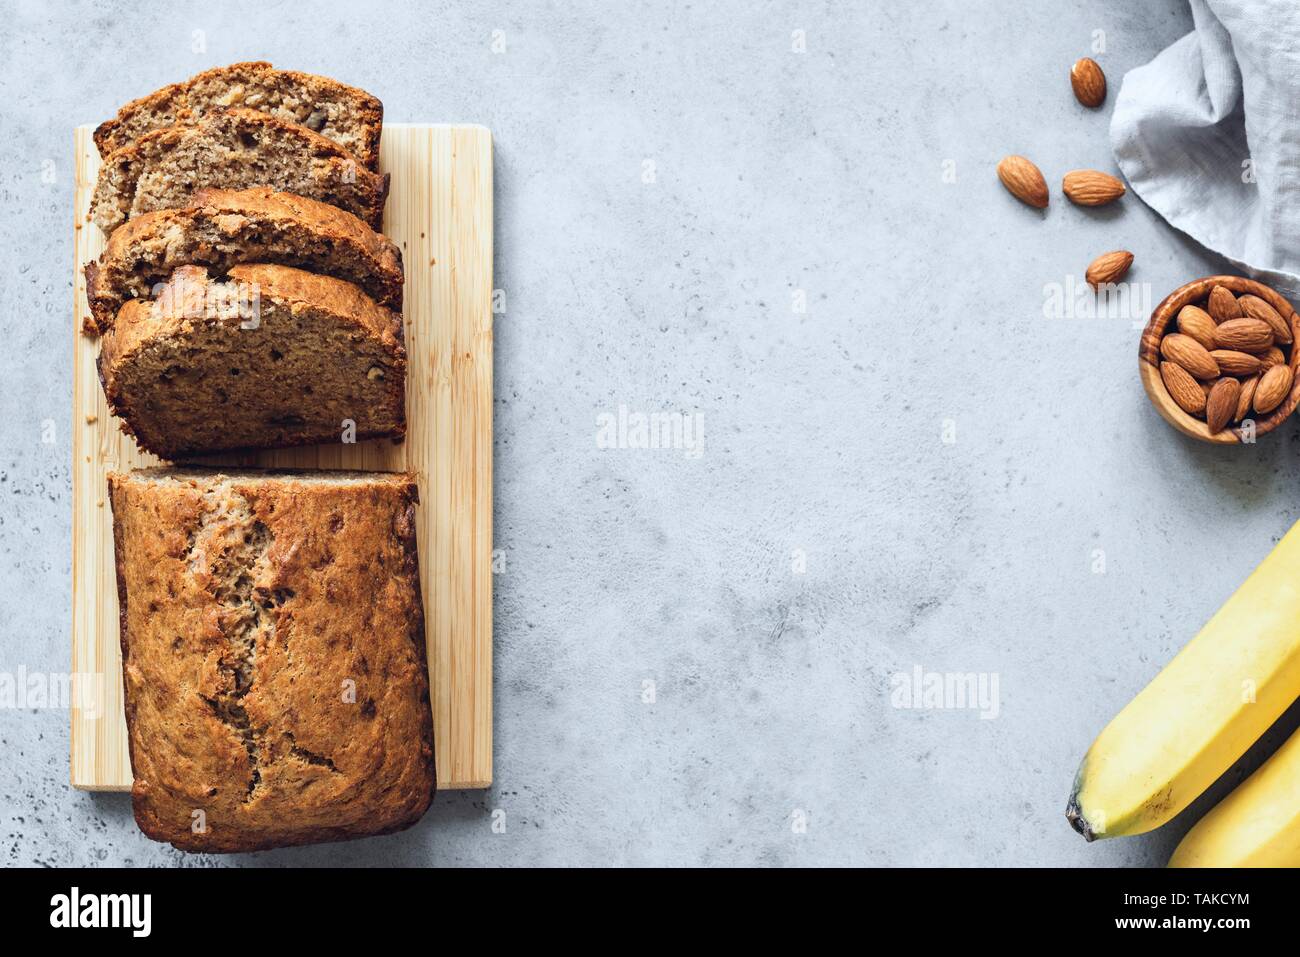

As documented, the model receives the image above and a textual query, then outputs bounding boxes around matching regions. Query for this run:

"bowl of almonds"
[1140,276,1300,443]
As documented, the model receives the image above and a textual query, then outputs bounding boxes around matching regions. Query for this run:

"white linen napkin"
[1112,0,1300,297]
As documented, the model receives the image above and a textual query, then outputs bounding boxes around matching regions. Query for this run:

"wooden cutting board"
[70,124,494,791]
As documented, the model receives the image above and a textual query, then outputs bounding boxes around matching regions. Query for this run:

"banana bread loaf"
[90,108,388,234]
[94,61,384,169]
[84,188,404,335]
[108,467,434,853]
[99,264,407,458]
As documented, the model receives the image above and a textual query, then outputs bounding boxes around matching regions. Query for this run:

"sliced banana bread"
[108,466,434,853]
[94,61,384,169]
[90,108,389,234]
[84,188,404,335]
[99,264,406,459]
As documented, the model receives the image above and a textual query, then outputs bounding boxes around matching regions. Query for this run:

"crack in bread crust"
[285,733,340,774]
[189,489,273,802]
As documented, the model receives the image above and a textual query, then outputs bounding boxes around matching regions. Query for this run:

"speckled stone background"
[3,0,1297,867]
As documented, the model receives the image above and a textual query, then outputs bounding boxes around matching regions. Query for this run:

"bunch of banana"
[1067,519,1300,865]
[1169,723,1300,867]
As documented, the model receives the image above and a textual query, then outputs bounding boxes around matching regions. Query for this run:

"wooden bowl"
[1139,275,1300,443]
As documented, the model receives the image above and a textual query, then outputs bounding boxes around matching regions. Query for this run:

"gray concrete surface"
[3,0,1293,867]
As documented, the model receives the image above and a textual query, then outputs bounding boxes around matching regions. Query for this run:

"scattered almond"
[1210,350,1262,377]
[1070,58,1107,108]
[997,155,1049,208]
[1208,285,1244,322]
[1236,375,1260,420]
[1176,305,1218,350]
[1062,169,1126,206]
[1214,318,1274,353]
[1161,361,1206,415]
[1206,378,1240,433]
[1161,333,1220,380]
[1255,364,1293,414]
[1238,294,1293,345]
[1086,250,1133,288]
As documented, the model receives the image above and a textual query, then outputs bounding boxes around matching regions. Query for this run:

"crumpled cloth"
[1111,0,1300,297]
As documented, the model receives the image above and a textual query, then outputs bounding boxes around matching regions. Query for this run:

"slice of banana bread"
[94,61,384,169]
[108,467,434,853]
[99,264,407,459]
[90,108,389,234]
[84,188,404,335]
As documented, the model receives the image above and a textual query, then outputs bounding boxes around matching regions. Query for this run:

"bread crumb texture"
[98,264,407,459]
[84,187,403,334]
[94,61,384,169]
[89,107,389,234]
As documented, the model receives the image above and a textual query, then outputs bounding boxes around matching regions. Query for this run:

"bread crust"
[107,467,434,853]
[99,264,407,459]
[90,108,389,234]
[95,61,384,169]
[83,187,404,334]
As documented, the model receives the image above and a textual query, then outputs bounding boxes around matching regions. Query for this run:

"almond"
[1205,378,1240,433]
[1086,250,1133,288]
[1070,57,1106,108]
[1214,318,1274,353]
[1236,375,1260,421]
[1255,364,1293,414]
[1238,294,1293,345]
[1261,346,1287,370]
[1209,350,1262,377]
[1161,361,1206,415]
[997,156,1048,208]
[1208,285,1244,322]
[1062,169,1126,206]
[1160,333,1220,380]
[1176,305,1219,350]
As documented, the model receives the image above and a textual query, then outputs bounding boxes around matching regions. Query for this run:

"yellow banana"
[1067,519,1300,840]
[1169,722,1300,867]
